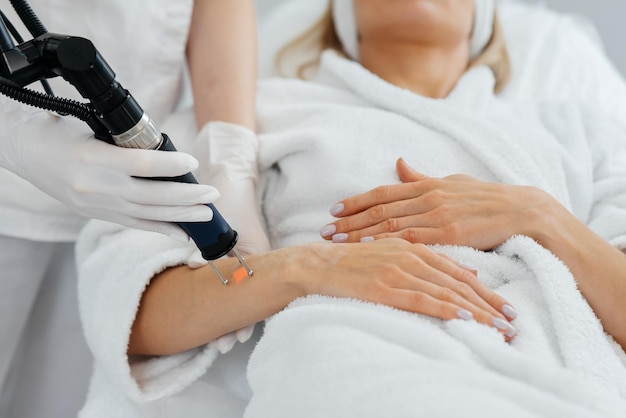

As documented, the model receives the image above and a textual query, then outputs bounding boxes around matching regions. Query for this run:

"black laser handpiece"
[56,36,253,284]
[0,3,251,283]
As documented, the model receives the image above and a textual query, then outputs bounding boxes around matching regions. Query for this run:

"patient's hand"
[302,239,517,340]
[321,158,548,252]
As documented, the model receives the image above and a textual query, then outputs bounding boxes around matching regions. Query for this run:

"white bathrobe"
[76,51,626,417]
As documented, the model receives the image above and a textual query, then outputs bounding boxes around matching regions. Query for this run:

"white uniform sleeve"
[75,220,222,403]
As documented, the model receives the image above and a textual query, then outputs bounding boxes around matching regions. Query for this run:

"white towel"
[250,51,626,417]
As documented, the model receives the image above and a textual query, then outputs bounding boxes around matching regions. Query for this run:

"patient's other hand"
[300,239,517,341]
[321,158,548,252]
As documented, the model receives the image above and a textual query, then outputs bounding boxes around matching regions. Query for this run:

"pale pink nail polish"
[493,318,517,338]
[330,203,345,216]
[502,304,518,320]
[360,236,375,243]
[320,224,336,238]
[332,233,349,243]
[457,309,474,321]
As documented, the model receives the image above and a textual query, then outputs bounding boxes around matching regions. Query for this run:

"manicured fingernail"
[320,224,336,238]
[457,309,474,321]
[492,317,516,338]
[332,233,349,243]
[501,304,518,320]
[330,203,345,216]
[505,326,518,338]
[361,236,375,242]
[400,158,418,172]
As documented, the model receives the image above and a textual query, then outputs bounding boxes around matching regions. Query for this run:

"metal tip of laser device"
[231,247,254,276]
[208,260,229,285]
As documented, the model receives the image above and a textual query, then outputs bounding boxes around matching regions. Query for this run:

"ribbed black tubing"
[9,0,46,38]
[0,77,93,122]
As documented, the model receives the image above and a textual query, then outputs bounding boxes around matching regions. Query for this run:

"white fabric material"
[331,0,359,60]
[76,220,256,418]
[0,0,194,241]
[248,51,626,416]
[331,0,495,61]
[472,0,496,58]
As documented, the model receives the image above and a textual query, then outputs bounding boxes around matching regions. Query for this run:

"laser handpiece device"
[0,0,252,284]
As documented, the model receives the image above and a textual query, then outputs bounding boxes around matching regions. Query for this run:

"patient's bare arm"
[325,159,626,349]
[128,239,517,356]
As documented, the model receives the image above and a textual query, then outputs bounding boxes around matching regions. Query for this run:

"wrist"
[249,246,310,300]
[523,188,584,263]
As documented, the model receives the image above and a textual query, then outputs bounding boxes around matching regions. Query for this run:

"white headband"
[332,0,495,61]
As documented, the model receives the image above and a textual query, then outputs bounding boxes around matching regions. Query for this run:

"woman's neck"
[359,41,469,99]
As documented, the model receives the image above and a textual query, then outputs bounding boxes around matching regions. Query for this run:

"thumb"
[396,158,428,183]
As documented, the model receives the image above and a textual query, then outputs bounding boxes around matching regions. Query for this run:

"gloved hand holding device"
[0,0,252,280]
[0,100,219,241]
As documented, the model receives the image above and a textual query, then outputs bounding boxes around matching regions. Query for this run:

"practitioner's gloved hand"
[192,121,271,256]
[0,103,219,240]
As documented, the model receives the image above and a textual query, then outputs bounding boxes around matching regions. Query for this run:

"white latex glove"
[0,102,219,240]
[192,121,271,255]
[186,121,271,353]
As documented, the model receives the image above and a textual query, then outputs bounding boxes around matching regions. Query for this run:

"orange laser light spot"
[232,266,250,284]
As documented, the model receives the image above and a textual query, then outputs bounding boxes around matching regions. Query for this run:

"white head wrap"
[332,0,496,61]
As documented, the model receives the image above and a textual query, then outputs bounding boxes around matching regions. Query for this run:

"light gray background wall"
[539,0,626,76]
[255,0,626,76]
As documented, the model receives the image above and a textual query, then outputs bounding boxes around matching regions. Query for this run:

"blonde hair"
[276,5,511,93]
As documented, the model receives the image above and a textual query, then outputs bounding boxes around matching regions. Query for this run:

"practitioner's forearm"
[128,249,304,356]
[529,201,626,348]
[186,0,257,130]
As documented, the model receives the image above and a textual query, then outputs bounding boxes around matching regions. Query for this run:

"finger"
[124,178,221,206]
[330,224,444,245]
[325,200,424,240]
[390,257,504,322]
[385,284,516,341]
[121,202,215,223]
[215,333,238,354]
[70,190,216,223]
[379,287,473,322]
[91,141,200,177]
[426,255,506,320]
[365,228,447,245]
[331,181,429,218]
[437,254,518,320]
[236,324,256,343]
[396,158,428,183]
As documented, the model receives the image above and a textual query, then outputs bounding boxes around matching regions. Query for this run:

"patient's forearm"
[529,201,626,348]
[128,250,303,356]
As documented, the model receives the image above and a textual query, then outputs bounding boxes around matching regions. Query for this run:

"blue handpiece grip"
[151,134,238,260]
